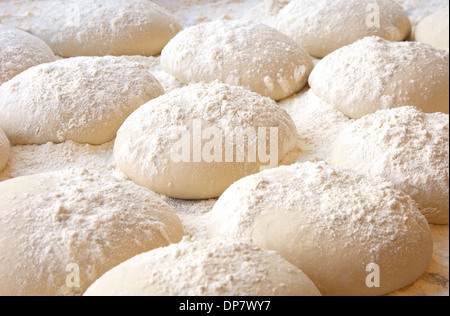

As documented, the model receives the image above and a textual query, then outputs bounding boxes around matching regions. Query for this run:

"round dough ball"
[161,20,313,101]
[0,168,184,296]
[415,6,449,51]
[309,36,449,119]
[330,106,449,225]
[0,24,56,84]
[114,82,298,200]
[0,56,164,145]
[0,127,9,171]
[84,238,322,296]
[2,0,182,57]
[208,162,433,296]
[276,0,411,58]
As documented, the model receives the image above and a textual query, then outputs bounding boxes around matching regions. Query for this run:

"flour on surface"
[0,141,115,182]
[279,88,353,164]
[393,0,449,25]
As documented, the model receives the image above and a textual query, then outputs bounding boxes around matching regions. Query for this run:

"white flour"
[0,0,448,296]
[0,141,115,182]
[279,88,353,164]
[393,0,449,25]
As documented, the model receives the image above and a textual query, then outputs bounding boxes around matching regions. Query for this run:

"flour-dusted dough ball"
[276,0,411,58]
[0,56,164,145]
[114,82,298,200]
[161,20,313,101]
[415,6,449,51]
[0,24,56,84]
[309,37,449,119]
[0,128,9,171]
[1,0,182,57]
[0,168,184,296]
[208,162,433,296]
[330,106,449,225]
[84,238,321,296]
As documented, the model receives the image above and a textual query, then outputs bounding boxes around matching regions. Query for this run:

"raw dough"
[0,168,184,296]
[0,128,9,171]
[0,24,56,84]
[415,6,449,51]
[276,0,411,58]
[0,56,164,145]
[0,0,182,57]
[84,238,322,296]
[161,20,313,101]
[208,162,433,296]
[330,106,449,225]
[114,82,298,200]
[309,36,449,119]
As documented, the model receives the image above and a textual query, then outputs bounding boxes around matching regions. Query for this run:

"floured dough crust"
[84,238,322,296]
[208,162,433,296]
[0,168,184,296]
[161,20,313,101]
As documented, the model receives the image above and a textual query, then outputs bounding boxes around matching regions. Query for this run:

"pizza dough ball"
[0,168,184,296]
[114,82,298,200]
[330,106,449,225]
[309,36,449,119]
[415,6,449,51]
[0,24,56,84]
[0,56,164,145]
[276,0,411,58]
[1,0,182,57]
[0,128,9,171]
[84,238,321,296]
[208,162,433,296]
[161,20,313,101]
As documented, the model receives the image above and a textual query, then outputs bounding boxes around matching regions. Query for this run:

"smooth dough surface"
[276,0,411,58]
[309,36,449,119]
[0,0,182,57]
[84,238,322,296]
[415,6,449,51]
[0,24,56,84]
[0,168,184,296]
[0,56,164,145]
[161,20,313,101]
[208,162,433,296]
[0,128,9,171]
[114,82,298,200]
[330,106,449,225]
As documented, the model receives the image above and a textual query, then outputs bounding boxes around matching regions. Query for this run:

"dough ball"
[84,238,322,296]
[114,82,298,200]
[415,6,449,51]
[309,36,449,119]
[0,127,9,171]
[161,20,313,101]
[208,162,433,296]
[330,106,449,225]
[0,168,184,296]
[0,24,56,84]
[1,0,182,57]
[276,0,411,58]
[0,56,164,145]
